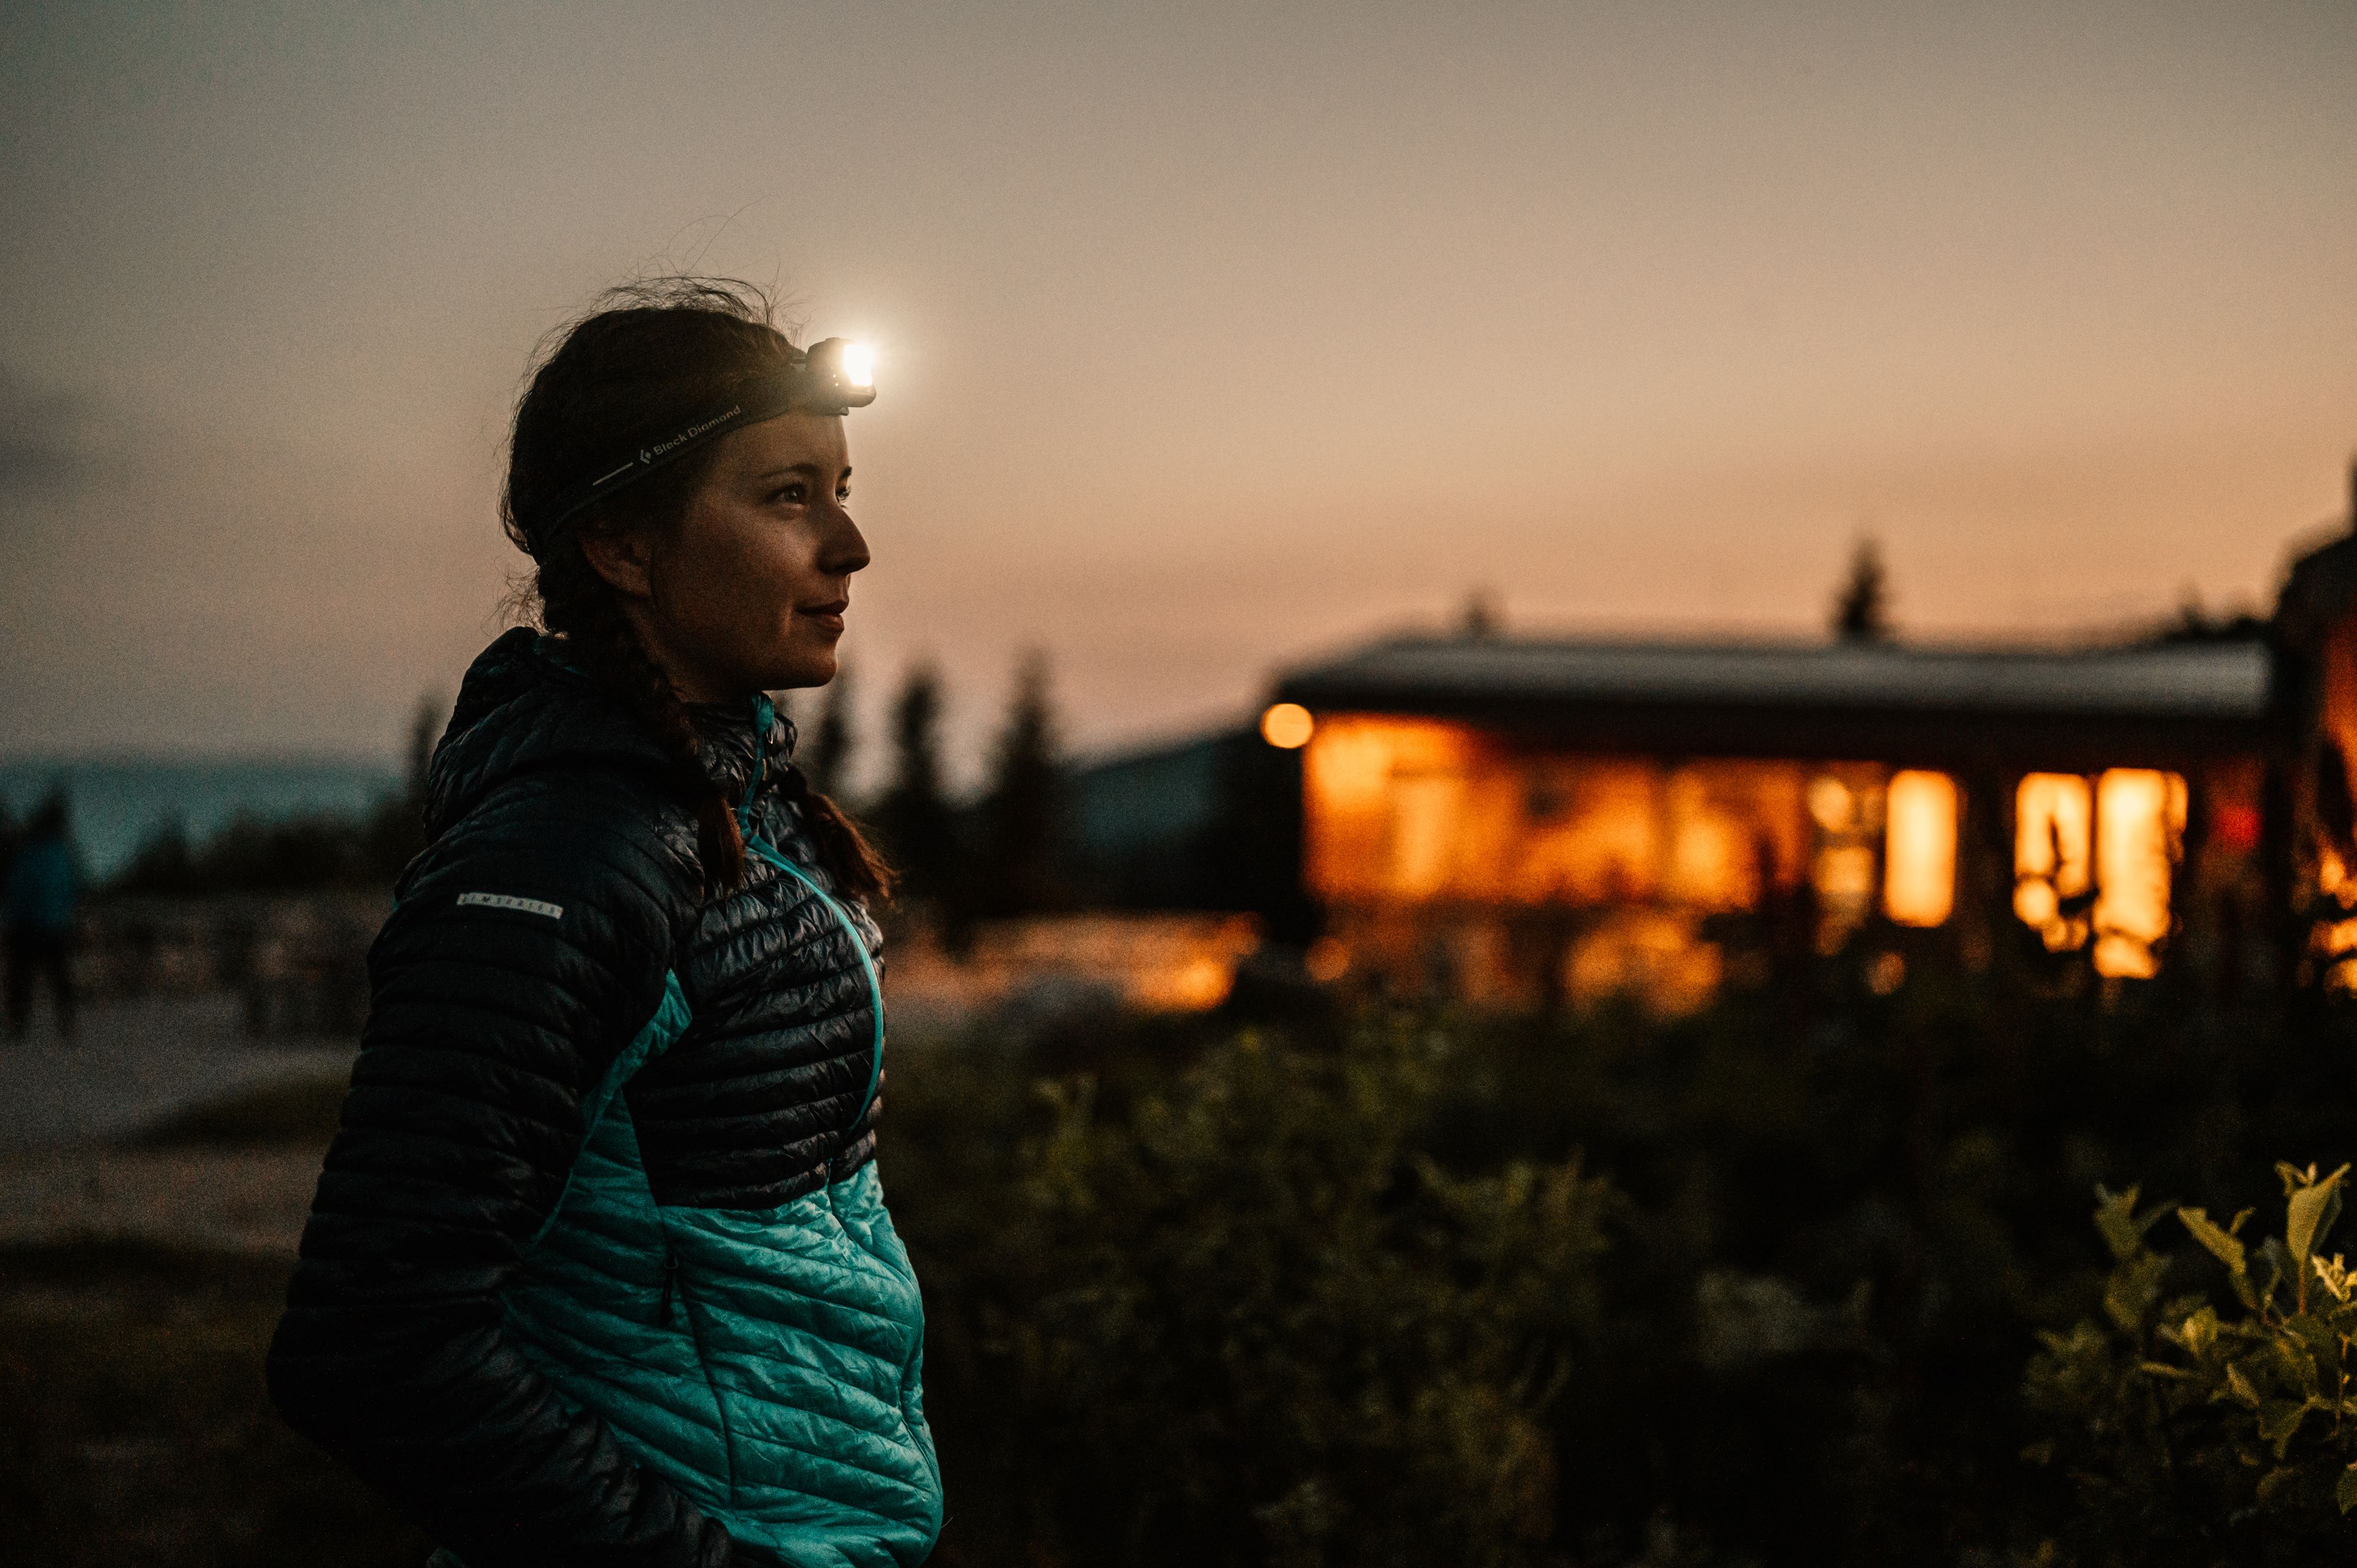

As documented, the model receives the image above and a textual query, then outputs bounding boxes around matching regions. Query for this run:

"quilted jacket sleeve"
[266,773,737,1568]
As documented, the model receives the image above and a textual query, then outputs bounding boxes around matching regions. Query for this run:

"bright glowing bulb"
[1260,702,1314,749]
[840,342,875,387]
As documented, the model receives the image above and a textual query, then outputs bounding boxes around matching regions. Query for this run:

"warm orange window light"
[2092,768,2187,979]
[2015,773,2094,945]
[1302,717,1473,899]
[1883,770,1958,927]
[1260,702,1315,749]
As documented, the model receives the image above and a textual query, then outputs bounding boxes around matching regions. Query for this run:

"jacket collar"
[425,629,800,841]
[688,694,797,813]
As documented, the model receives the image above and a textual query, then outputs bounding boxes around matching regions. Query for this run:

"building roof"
[1273,634,2281,768]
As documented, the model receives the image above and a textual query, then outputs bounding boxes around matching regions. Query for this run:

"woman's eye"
[836,488,852,506]
[773,482,807,505]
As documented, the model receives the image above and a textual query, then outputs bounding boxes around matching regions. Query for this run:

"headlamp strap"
[528,378,798,540]
[524,337,873,542]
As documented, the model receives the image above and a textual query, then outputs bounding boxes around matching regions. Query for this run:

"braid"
[536,539,747,896]
[773,762,896,905]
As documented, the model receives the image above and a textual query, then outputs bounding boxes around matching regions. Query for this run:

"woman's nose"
[820,505,871,577]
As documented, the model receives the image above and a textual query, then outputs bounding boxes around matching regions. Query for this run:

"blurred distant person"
[268,279,937,1568]
[4,792,82,1040]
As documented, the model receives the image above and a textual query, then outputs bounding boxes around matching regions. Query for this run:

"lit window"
[1884,770,1958,927]
[1663,770,1759,912]
[1809,765,1887,949]
[2013,769,2186,973]
[1387,775,1464,897]
[2015,774,2094,950]
[2091,769,2186,979]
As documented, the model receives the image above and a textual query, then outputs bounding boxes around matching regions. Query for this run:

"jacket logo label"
[457,892,565,920]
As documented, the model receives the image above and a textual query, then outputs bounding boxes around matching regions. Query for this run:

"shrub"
[902,1016,1616,1568]
[2025,1163,2357,1564]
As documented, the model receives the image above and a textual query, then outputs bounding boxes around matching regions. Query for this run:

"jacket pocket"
[662,1193,937,1534]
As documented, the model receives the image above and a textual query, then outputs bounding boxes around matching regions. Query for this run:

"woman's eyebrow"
[754,462,822,484]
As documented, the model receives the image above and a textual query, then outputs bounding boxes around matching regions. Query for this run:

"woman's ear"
[579,526,655,602]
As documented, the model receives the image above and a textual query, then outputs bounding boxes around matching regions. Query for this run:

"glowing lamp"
[1260,702,1315,749]
[797,338,878,412]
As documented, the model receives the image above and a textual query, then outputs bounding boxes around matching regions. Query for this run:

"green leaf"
[2224,1361,2262,1408]
[2289,1165,2350,1263]
[2270,1334,2322,1395]
[2095,1185,2148,1263]
[2339,1463,2357,1515]
[2181,1206,2260,1309]
[2258,1397,2310,1457]
[2104,1251,2169,1336]
[2181,1207,2246,1273]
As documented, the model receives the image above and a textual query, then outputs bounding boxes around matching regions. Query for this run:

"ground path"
[0,993,355,1255]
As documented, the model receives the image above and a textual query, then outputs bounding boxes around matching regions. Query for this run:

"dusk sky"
[4,1,2352,790]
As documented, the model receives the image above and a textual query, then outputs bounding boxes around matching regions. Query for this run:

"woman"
[268,279,942,1568]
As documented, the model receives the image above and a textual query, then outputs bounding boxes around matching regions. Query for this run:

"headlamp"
[527,337,877,539]
[795,338,877,415]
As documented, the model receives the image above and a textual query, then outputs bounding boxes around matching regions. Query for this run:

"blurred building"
[1270,635,2277,1006]
[1058,461,2357,1008]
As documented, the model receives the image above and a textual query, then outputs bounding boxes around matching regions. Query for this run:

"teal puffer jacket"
[269,630,941,1567]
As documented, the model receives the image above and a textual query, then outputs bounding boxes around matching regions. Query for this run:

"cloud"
[0,367,94,496]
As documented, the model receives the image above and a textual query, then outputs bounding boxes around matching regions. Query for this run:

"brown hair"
[502,278,893,904]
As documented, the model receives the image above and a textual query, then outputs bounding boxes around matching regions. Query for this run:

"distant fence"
[78,892,391,1038]
[70,896,1268,1042]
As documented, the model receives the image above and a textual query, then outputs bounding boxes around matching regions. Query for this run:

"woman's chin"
[760,651,839,691]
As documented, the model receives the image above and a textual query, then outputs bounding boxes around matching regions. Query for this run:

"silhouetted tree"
[877,661,959,902]
[1831,537,1893,643]
[806,666,856,799]
[404,694,441,811]
[976,650,1068,916]
[114,816,196,894]
[365,691,446,880]
[1459,587,1503,639]
[2161,585,2269,644]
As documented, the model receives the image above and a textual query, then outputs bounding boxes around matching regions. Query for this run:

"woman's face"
[590,410,869,702]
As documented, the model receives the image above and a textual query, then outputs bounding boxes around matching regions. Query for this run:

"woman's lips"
[800,599,849,633]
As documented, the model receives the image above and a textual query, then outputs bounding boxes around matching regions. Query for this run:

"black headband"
[524,338,875,542]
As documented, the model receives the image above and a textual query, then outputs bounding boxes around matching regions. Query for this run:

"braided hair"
[501,278,893,904]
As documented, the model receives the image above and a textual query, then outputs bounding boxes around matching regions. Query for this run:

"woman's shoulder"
[410,630,711,918]
[405,759,707,928]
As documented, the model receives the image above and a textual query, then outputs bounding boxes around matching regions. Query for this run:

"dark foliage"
[0,1243,433,1567]
[974,650,1068,917]
[804,663,856,798]
[31,937,2357,1563]
[107,698,442,897]
[885,957,2357,1566]
[874,660,962,905]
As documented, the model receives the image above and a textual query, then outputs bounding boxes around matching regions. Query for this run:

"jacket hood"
[425,628,798,841]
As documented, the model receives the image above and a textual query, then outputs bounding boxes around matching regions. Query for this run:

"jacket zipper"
[659,1247,680,1326]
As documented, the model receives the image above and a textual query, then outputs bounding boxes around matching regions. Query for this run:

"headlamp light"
[526,335,879,539]
[791,338,877,415]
